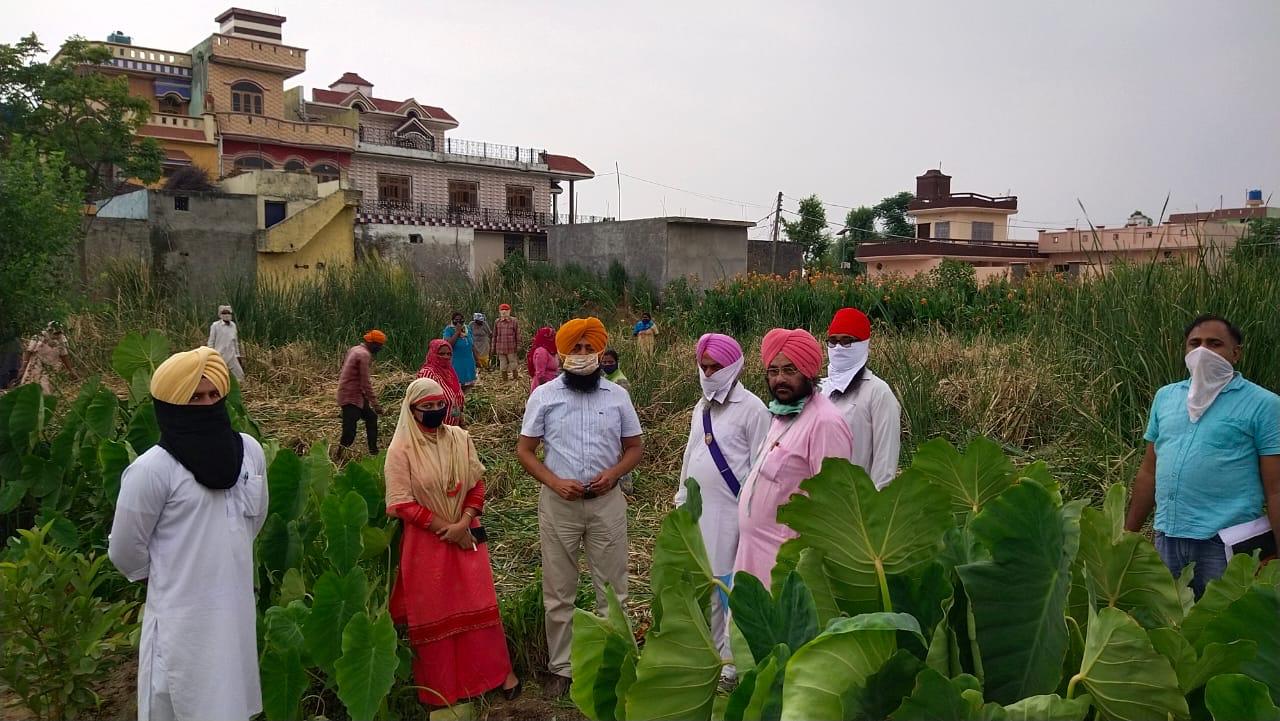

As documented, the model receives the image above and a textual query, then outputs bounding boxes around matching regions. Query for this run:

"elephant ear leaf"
[1205,674,1280,721]
[1071,607,1187,721]
[624,585,723,721]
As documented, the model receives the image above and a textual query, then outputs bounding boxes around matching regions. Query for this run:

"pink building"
[302,74,597,278]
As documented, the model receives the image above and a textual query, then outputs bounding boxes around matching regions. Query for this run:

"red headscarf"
[415,339,464,424]
[526,326,556,378]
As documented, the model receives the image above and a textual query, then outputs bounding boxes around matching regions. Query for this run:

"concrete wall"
[357,223,475,278]
[147,190,260,297]
[548,218,752,290]
[473,231,506,277]
[81,218,150,282]
[96,189,150,219]
[349,153,552,214]
[259,201,356,285]
[910,208,1012,241]
[747,240,805,276]
[865,256,943,280]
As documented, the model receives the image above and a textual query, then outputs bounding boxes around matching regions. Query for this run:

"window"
[265,201,287,228]
[409,233,424,244]
[934,221,951,239]
[231,81,263,115]
[283,159,307,172]
[507,185,534,215]
[174,195,190,211]
[312,163,341,183]
[159,95,183,114]
[1053,264,1070,274]
[234,156,273,170]
[1113,233,1119,241]
[449,180,479,210]
[916,223,930,239]
[504,234,525,258]
[352,102,366,113]
[1180,228,1188,236]
[1146,231,1154,238]
[971,221,994,241]
[377,173,412,207]
[528,237,548,262]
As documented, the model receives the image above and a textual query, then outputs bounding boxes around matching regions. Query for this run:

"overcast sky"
[10,0,1279,239]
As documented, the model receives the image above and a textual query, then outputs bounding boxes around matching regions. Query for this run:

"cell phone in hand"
[470,526,488,544]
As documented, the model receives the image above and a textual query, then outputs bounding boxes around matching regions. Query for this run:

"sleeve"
[520,389,546,438]
[358,352,375,404]
[1255,392,1280,456]
[533,348,551,377]
[388,501,433,529]
[619,395,643,438]
[1143,390,1162,444]
[464,479,486,515]
[808,419,855,477]
[207,324,216,348]
[246,438,269,536]
[443,326,456,340]
[675,404,701,506]
[869,385,903,489]
[108,459,170,581]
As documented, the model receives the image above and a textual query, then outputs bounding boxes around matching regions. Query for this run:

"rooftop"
[856,238,1042,261]
[311,87,458,125]
[215,7,286,23]
[332,72,372,87]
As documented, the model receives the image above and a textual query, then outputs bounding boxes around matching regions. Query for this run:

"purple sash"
[702,407,741,497]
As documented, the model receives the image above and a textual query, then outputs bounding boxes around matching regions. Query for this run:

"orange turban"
[555,317,608,356]
[761,328,823,379]
[363,329,387,344]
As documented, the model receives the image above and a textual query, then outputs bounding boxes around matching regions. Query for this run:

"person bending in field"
[386,378,522,707]
[517,317,644,698]
[735,328,853,589]
[336,329,387,462]
[109,347,268,721]
[1125,314,1280,598]
[820,308,901,489]
[676,333,770,676]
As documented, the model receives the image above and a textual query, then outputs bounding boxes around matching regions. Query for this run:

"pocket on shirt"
[1202,417,1253,452]
[233,474,266,524]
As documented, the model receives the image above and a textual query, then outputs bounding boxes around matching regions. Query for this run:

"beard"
[563,368,603,393]
[769,376,814,403]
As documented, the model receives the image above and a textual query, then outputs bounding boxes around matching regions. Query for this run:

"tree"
[0,34,162,199]
[783,195,831,268]
[0,138,84,341]
[874,191,915,239]
[1232,217,1280,261]
[836,205,878,271]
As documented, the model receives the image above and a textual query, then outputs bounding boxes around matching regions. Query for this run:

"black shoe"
[543,674,571,699]
[503,679,524,701]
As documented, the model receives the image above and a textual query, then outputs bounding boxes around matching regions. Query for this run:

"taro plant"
[571,438,1280,721]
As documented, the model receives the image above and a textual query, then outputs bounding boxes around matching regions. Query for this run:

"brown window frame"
[971,221,994,242]
[312,162,341,184]
[230,81,264,116]
[506,185,534,214]
[377,173,412,207]
[449,180,479,211]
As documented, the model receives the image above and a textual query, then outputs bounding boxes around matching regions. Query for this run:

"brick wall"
[207,62,288,118]
[350,154,551,213]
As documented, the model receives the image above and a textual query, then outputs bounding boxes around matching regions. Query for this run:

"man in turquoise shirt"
[1125,314,1280,598]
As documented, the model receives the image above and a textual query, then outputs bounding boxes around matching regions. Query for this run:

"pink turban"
[761,328,823,379]
[696,333,743,367]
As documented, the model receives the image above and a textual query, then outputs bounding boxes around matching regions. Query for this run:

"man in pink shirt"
[336,329,386,460]
[735,328,854,587]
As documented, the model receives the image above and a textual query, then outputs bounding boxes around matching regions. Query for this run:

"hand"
[547,475,585,501]
[437,521,475,549]
[589,470,618,495]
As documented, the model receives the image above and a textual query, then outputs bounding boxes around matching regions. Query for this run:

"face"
[571,340,599,355]
[766,352,809,402]
[1185,320,1241,364]
[437,345,453,360]
[601,353,618,366]
[699,354,725,378]
[189,377,222,406]
[413,398,447,413]
[643,314,651,321]
[452,315,463,325]
[367,342,383,354]
[827,333,857,348]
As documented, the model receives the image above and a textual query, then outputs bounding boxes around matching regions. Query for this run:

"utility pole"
[770,191,783,274]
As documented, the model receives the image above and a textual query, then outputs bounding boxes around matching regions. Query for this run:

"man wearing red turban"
[734,328,853,588]
[820,308,901,489]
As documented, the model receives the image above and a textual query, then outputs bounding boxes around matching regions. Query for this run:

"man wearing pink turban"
[676,333,770,676]
[735,328,853,588]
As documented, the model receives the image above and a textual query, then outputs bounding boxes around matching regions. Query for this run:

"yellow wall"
[909,208,1013,241]
[258,200,357,286]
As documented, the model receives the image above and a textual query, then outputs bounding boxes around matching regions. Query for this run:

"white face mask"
[1185,346,1235,422]
[824,340,870,393]
[699,356,745,403]
[562,353,600,376]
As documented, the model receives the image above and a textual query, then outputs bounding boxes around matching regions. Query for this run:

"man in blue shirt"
[1125,314,1280,598]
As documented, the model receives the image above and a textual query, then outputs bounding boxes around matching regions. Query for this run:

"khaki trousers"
[539,484,629,677]
[498,352,520,376]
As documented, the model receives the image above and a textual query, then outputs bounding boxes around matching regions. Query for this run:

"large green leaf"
[888,670,1004,721]
[334,461,384,523]
[22,454,61,498]
[264,600,311,655]
[725,645,789,721]
[729,571,818,665]
[321,491,368,574]
[571,586,637,721]
[81,386,119,442]
[623,585,723,721]
[335,611,398,721]
[779,614,903,721]
[6,384,45,453]
[1205,674,1280,721]
[125,400,159,453]
[304,442,334,500]
[852,649,926,721]
[1150,627,1257,694]
[0,468,32,512]
[359,526,392,560]
[110,330,170,389]
[304,568,369,670]
[793,547,840,626]
[1072,607,1187,721]
[258,514,302,577]
[956,482,1083,704]
[899,437,1015,521]
[774,457,951,616]
[1182,553,1264,645]
[888,561,953,641]
[651,479,715,625]
[1198,586,1280,704]
[98,438,134,508]
[1002,694,1092,720]
[267,449,307,522]
[278,568,307,607]
[260,646,309,721]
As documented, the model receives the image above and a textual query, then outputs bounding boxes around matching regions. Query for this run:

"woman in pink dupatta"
[416,339,465,425]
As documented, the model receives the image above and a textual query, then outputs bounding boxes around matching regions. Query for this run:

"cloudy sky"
[9,0,1279,239]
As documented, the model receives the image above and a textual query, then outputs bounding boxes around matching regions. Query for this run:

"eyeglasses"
[766,366,802,379]
[826,339,860,348]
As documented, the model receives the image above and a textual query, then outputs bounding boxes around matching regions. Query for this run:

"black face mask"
[600,363,618,375]
[418,407,448,428]
[153,397,245,489]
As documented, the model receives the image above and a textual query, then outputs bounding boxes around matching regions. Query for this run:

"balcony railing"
[358,200,609,228]
[216,113,357,149]
[358,127,547,165]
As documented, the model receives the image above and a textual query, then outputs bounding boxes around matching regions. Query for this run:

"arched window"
[231,81,263,115]
[406,109,419,119]
[158,94,183,114]
[399,131,434,151]
[283,159,307,172]
[352,101,367,113]
[234,156,273,171]
[312,163,341,183]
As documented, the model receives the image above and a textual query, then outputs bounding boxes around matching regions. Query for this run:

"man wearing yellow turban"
[516,317,644,697]
[109,346,269,721]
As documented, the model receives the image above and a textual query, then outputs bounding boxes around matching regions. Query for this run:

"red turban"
[760,328,822,379]
[828,308,871,340]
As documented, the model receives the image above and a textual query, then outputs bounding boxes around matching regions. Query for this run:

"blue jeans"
[1154,531,1228,600]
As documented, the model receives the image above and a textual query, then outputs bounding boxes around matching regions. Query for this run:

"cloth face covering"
[700,356,744,404]
[562,353,600,376]
[154,397,245,489]
[826,340,870,392]
[601,362,619,375]
[767,398,806,417]
[1185,347,1234,422]
[418,407,448,428]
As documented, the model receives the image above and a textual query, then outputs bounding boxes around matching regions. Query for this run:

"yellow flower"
[920,298,928,305]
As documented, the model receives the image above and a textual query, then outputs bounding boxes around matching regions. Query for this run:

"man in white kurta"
[820,308,901,489]
[109,347,267,721]
[207,305,245,381]
[675,333,771,669]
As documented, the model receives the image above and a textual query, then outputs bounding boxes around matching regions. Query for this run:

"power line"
[617,172,771,209]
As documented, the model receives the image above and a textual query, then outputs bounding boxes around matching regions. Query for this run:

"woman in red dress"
[416,339,465,425]
[386,377,521,707]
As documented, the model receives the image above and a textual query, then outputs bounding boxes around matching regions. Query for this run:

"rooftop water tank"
[107,31,131,44]
[1246,189,1263,207]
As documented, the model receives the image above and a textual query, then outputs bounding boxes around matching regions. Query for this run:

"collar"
[828,366,870,396]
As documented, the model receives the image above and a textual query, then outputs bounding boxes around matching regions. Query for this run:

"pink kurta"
[734,391,854,587]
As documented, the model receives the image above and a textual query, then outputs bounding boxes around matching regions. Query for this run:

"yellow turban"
[150,347,231,405]
[555,317,608,356]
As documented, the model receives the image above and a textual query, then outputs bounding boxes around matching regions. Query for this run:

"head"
[642,312,652,322]
[760,328,822,404]
[189,377,224,405]
[767,352,814,403]
[600,349,620,375]
[473,312,485,324]
[218,304,234,323]
[150,346,231,407]
[45,321,65,339]
[451,312,464,325]
[363,329,387,353]
[499,303,512,318]
[696,333,744,378]
[1184,314,1243,365]
[435,342,453,361]
[827,307,871,349]
[403,377,450,431]
[556,317,609,392]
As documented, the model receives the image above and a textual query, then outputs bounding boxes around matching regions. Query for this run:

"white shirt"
[207,321,240,362]
[675,384,772,576]
[521,376,643,485]
[821,368,901,489]
[108,435,268,721]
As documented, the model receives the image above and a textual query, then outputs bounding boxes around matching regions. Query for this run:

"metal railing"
[358,200,610,227]
[358,127,546,165]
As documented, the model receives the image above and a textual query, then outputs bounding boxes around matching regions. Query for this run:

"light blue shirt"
[520,376,643,485]
[1144,373,1280,539]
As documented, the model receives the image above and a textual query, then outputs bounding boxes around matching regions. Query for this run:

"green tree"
[837,205,878,272]
[0,138,84,341]
[783,195,831,268]
[1232,217,1280,261]
[874,191,915,239]
[0,34,162,199]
